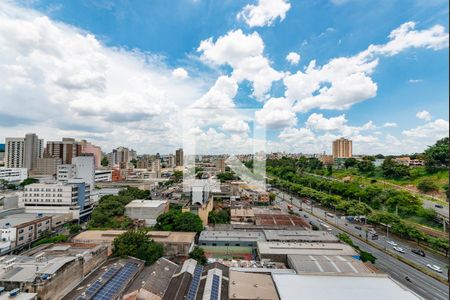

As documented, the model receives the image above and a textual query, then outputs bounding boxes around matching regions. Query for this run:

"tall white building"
[0,167,28,183]
[72,155,95,189]
[5,134,43,169]
[152,159,161,178]
[20,182,93,220]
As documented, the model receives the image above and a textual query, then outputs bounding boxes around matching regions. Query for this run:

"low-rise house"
[125,200,169,226]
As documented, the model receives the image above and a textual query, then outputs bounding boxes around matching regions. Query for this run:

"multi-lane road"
[273,189,449,300]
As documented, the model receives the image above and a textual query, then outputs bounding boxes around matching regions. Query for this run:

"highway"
[273,190,449,300]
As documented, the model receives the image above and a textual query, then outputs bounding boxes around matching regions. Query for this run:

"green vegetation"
[155,210,203,232]
[32,234,68,247]
[20,178,39,186]
[338,233,376,263]
[267,157,448,253]
[65,223,82,235]
[101,156,109,167]
[417,178,439,193]
[130,158,138,168]
[216,171,239,183]
[208,209,230,224]
[381,158,410,178]
[424,137,449,173]
[189,247,207,265]
[89,187,150,229]
[112,230,163,265]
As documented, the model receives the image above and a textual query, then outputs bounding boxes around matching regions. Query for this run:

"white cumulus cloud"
[286,52,300,65]
[237,0,291,27]
[416,110,432,121]
[197,29,283,99]
[172,67,189,79]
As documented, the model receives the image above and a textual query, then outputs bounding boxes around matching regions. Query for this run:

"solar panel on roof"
[93,262,139,300]
[210,274,220,300]
[186,265,203,300]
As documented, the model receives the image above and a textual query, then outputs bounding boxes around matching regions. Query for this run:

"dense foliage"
[155,210,203,232]
[381,158,410,178]
[101,156,109,166]
[189,247,207,265]
[216,172,239,182]
[89,187,150,229]
[417,178,439,193]
[20,178,39,186]
[424,137,449,172]
[112,230,163,265]
[208,209,230,224]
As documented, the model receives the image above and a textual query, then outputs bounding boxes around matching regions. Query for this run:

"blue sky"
[0,0,448,154]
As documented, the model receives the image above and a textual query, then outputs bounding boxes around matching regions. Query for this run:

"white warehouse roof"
[272,274,423,300]
[125,200,167,208]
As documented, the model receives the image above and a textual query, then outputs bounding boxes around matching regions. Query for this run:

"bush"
[417,178,439,193]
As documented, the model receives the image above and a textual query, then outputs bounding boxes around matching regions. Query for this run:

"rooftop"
[0,213,52,228]
[125,200,168,208]
[199,230,265,242]
[229,270,279,300]
[257,242,358,256]
[0,255,76,283]
[287,254,372,274]
[272,273,423,300]
[262,230,339,242]
[125,257,178,297]
[73,230,196,244]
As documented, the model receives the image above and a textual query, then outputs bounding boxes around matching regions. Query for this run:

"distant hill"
[0,144,4,152]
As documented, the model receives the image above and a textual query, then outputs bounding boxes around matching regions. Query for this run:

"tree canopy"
[189,247,207,265]
[155,210,203,232]
[112,230,163,265]
[424,137,449,172]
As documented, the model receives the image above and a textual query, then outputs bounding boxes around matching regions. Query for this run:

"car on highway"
[326,212,334,218]
[303,214,309,218]
[387,240,398,246]
[434,204,444,209]
[368,228,376,234]
[411,249,426,257]
[354,226,362,230]
[393,246,405,253]
[427,264,443,273]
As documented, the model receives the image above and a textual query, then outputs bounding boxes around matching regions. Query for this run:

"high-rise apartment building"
[46,138,82,164]
[5,134,43,169]
[216,158,226,173]
[175,148,184,167]
[108,146,130,168]
[80,140,102,168]
[332,138,352,158]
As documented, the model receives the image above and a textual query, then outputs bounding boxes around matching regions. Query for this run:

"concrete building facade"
[332,138,352,159]
[0,168,27,183]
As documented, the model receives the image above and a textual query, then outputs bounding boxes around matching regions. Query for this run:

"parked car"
[411,249,426,257]
[387,240,398,246]
[427,264,443,273]
[393,246,405,253]
[435,204,444,209]
[355,226,362,230]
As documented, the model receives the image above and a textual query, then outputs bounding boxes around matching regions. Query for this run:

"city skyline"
[0,1,448,155]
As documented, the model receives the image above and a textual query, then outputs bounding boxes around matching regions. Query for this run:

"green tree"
[130,158,138,168]
[101,156,109,167]
[208,210,230,224]
[357,160,375,173]
[424,137,449,172]
[112,230,163,265]
[66,223,82,235]
[20,178,39,186]
[189,247,207,265]
[344,158,358,169]
[381,158,410,178]
[417,178,439,193]
[156,210,203,232]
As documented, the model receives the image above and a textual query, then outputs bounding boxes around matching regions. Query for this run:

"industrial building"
[272,273,423,300]
[257,241,358,263]
[199,230,265,248]
[287,254,372,274]
[229,270,280,300]
[63,257,144,300]
[72,230,196,258]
